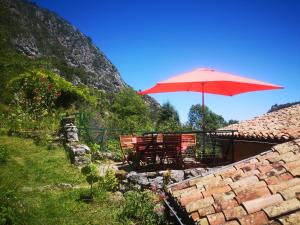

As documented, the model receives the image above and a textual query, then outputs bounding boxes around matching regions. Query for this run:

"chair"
[181,133,197,155]
[119,135,137,163]
[162,134,182,166]
[135,135,161,166]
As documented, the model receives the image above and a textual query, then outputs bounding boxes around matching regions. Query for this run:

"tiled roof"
[167,139,300,225]
[220,104,300,141]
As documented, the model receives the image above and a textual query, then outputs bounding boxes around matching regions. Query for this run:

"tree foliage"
[188,104,227,130]
[156,102,181,131]
[107,88,154,132]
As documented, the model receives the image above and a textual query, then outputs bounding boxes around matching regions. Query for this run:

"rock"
[65,143,91,166]
[149,176,164,189]
[170,170,185,183]
[126,172,150,187]
[56,183,73,189]
[93,151,115,160]
[145,171,158,178]
[73,155,91,166]
[64,123,79,142]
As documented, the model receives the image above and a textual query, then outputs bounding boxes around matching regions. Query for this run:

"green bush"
[118,190,166,225]
[81,163,100,197]
[98,170,118,192]
[106,139,123,162]
[107,88,154,132]
[0,145,8,163]
[0,189,19,225]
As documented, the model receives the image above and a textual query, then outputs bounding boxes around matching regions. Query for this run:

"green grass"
[0,136,121,225]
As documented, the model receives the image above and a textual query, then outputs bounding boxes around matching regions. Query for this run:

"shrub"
[0,189,19,225]
[118,190,166,225]
[0,145,8,163]
[108,88,154,132]
[106,139,123,162]
[81,163,100,197]
[98,170,118,192]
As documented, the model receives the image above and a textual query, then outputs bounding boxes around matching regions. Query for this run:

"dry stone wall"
[61,116,90,166]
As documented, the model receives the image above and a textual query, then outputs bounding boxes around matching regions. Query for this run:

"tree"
[187,104,227,130]
[156,102,180,131]
[108,88,154,132]
[227,119,239,125]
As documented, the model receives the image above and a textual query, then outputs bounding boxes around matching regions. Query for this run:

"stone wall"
[61,116,91,166]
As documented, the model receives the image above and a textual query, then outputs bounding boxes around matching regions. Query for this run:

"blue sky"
[35,0,300,123]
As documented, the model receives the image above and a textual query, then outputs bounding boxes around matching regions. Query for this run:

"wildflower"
[158,191,166,200]
[150,182,158,192]
[153,203,165,216]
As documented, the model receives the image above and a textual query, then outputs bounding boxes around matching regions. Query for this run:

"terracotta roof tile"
[277,210,300,225]
[172,186,196,197]
[197,217,209,225]
[223,220,240,225]
[206,212,225,225]
[233,181,267,196]
[188,174,216,186]
[264,172,294,185]
[268,178,300,194]
[242,194,284,214]
[215,167,238,179]
[273,141,299,154]
[235,186,271,204]
[229,175,259,189]
[238,211,269,225]
[213,191,236,201]
[191,211,200,222]
[185,196,214,213]
[220,104,300,140]
[283,160,300,171]
[198,205,215,217]
[213,198,238,212]
[167,139,300,224]
[180,190,203,206]
[257,164,286,180]
[267,221,282,225]
[263,198,300,218]
[267,151,296,163]
[202,185,231,198]
[169,182,189,192]
[289,166,300,177]
[180,187,203,198]
[279,184,300,200]
[257,152,279,163]
[223,206,247,220]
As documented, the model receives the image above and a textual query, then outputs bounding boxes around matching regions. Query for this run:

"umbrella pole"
[201,84,206,157]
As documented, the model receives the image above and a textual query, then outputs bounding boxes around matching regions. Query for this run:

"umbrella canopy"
[138,68,283,129]
[138,68,282,96]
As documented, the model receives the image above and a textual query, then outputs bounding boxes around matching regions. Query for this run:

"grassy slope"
[0,136,121,225]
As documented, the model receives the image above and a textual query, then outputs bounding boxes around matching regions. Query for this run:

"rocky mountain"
[0,0,125,92]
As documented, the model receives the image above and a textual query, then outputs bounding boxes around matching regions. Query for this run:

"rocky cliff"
[0,0,125,92]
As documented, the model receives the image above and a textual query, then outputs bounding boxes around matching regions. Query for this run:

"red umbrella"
[138,68,283,129]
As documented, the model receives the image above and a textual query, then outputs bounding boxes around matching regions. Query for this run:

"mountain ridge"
[1,0,125,92]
